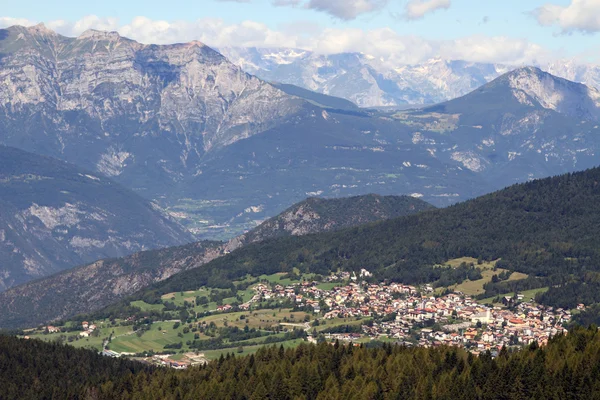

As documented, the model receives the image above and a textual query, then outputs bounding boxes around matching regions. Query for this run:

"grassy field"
[130,300,165,312]
[314,317,365,332]
[26,321,133,351]
[197,308,312,330]
[108,322,197,354]
[102,308,312,354]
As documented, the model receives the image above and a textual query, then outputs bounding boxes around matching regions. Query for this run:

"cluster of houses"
[45,321,98,337]
[235,273,573,351]
[361,295,571,353]
[78,321,97,337]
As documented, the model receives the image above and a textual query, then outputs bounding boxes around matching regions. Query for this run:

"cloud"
[0,17,36,27]
[533,0,600,34]
[272,0,302,6]
[404,0,451,20]
[0,15,552,65]
[286,0,390,20]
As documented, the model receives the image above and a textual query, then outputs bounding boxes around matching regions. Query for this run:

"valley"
[4,2,600,398]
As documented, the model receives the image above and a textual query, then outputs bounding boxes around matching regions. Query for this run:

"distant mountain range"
[218,47,600,108]
[0,146,192,291]
[1,25,600,240]
[0,194,430,328]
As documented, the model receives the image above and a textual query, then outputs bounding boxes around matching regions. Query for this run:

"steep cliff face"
[0,24,304,193]
[0,194,433,329]
[0,146,193,291]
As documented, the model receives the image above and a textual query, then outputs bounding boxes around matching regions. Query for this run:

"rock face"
[0,146,193,291]
[393,67,600,184]
[0,194,432,329]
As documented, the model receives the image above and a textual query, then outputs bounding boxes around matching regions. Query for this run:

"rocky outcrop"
[0,24,304,198]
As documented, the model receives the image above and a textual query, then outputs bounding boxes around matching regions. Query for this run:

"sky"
[2,0,600,65]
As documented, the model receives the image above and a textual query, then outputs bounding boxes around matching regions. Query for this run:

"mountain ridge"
[3,25,600,239]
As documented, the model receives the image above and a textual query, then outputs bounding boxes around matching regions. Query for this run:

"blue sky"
[2,0,600,64]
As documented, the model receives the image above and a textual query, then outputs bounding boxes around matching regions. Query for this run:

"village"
[245,269,573,355]
[39,269,576,367]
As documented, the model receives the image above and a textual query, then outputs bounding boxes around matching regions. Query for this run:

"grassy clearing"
[130,300,165,312]
[479,287,549,305]
[314,317,365,332]
[25,320,133,351]
[316,282,341,291]
[108,322,196,354]
[436,258,528,297]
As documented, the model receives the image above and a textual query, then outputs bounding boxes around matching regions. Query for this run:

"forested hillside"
[3,326,600,399]
[135,167,600,306]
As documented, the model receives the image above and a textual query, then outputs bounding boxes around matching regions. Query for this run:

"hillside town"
[242,271,572,354]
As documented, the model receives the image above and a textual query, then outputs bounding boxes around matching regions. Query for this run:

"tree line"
[4,326,600,399]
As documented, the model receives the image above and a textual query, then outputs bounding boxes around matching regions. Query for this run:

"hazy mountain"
[0,194,430,328]
[0,25,475,238]
[0,146,193,291]
[218,47,512,107]
[218,47,600,110]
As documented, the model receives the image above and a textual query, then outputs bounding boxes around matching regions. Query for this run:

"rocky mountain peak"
[77,29,122,42]
[502,66,600,119]
[26,23,57,36]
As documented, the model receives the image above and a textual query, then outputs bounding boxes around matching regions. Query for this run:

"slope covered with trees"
[3,326,600,399]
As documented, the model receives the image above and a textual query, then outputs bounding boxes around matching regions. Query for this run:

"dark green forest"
[130,167,600,308]
[4,326,600,399]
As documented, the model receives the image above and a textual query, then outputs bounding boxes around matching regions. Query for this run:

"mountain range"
[1,24,600,241]
[0,194,430,328]
[218,47,600,109]
[0,146,192,291]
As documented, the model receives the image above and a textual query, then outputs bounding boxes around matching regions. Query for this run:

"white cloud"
[0,17,36,27]
[306,0,389,20]
[404,0,451,20]
[0,15,552,65]
[272,0,302,6]
[533,0,600,34]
